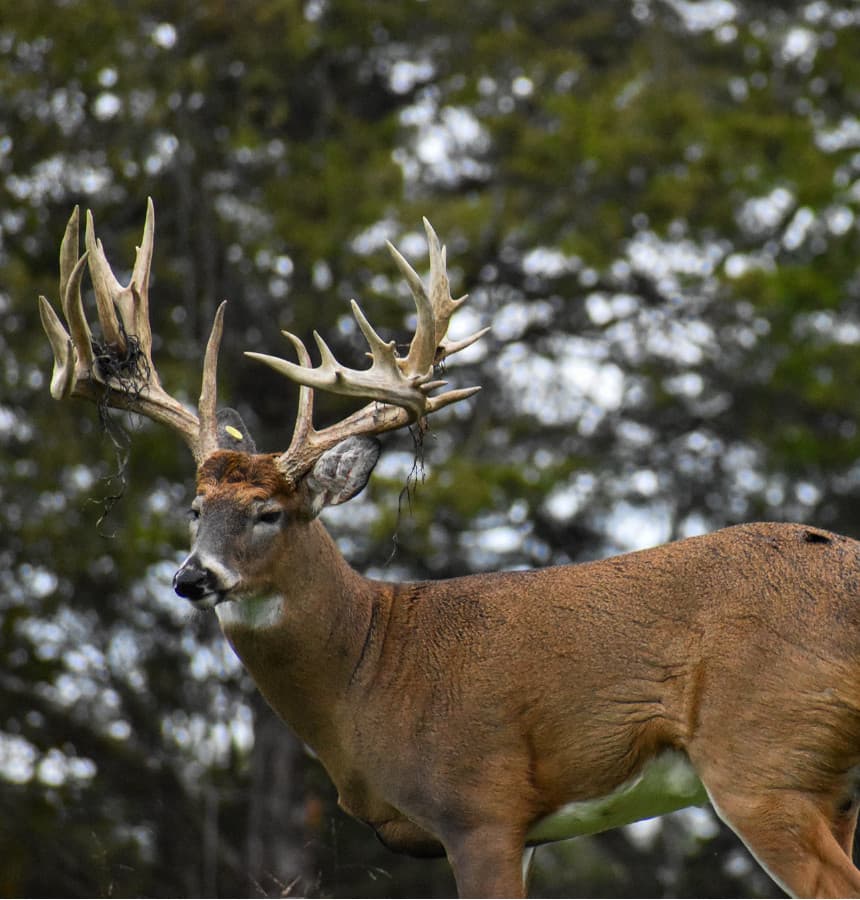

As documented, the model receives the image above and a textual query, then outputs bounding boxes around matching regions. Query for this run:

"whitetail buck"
[39,200,860,898]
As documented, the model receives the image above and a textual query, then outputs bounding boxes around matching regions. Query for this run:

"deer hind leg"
[705,784,860,898]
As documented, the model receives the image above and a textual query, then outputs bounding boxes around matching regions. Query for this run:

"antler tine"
[84,209,128,353]
[38,294,76,400]
[56,208,95,372]
[39,201,222,465]
[281,331,317,456]
[388,217,481,373]
[424,217,465,342]
[197,301,227,461]
[437,325,492,365]
[386,238,436,376]
[246,298,431,421]
[246,219,486,483]
[421,218,493,366]
[130,196,155,360]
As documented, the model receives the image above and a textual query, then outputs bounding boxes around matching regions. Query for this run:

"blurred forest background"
[3,0,860,896]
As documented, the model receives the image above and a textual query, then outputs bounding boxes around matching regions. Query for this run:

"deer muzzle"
[173,558,217,603]
[172,553,238,606]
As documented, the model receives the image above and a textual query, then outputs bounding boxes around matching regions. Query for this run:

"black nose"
[173,562,212,601]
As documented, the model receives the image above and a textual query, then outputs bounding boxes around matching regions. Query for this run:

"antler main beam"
[246,218,488,484]
[39,206,486,480]
[38,200,224,463]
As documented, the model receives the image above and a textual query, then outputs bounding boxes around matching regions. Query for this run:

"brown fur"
[196,451,286,499]
[187,455,860,898]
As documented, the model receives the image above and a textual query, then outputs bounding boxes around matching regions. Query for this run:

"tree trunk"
[246,694,316,895]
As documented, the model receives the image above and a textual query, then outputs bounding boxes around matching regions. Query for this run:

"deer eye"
[255,508,282,526]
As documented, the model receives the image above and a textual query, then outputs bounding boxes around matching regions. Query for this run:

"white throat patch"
[215,594,284,630]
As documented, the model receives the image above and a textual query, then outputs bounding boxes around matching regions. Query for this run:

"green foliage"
[5,1,860,897]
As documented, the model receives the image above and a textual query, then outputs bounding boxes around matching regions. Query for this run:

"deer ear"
[305,435,381,517]
[216,408,257,453]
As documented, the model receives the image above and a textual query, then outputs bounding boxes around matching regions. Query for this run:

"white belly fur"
[526,751,707,845]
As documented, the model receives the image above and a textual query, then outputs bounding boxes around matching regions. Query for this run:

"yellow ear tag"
[225,425,244,442]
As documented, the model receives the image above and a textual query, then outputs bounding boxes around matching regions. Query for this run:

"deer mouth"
[172,560,238,608]
[191,589,232,610]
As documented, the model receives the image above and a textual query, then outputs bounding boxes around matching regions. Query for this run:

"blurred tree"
[4,0,860,896]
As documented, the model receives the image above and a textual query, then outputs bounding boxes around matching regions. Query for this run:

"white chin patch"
[191,594,221,611]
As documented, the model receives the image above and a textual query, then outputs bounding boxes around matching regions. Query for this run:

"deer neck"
[214,517,378,750]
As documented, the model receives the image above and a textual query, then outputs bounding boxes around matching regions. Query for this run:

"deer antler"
[246,219,488,484]
[38,200,224,464]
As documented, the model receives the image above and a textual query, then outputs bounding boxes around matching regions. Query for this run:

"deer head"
[39,202,487,610]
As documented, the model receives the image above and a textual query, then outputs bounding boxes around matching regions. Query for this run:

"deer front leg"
[444,825,526,898]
